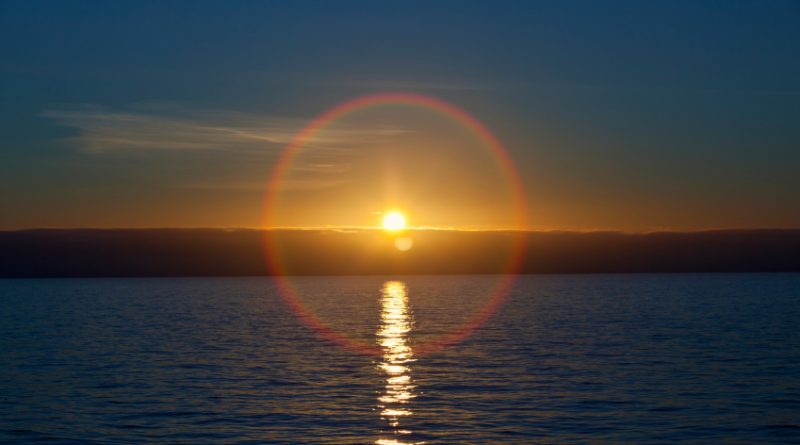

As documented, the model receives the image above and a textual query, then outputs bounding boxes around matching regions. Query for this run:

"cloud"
[42,104,405,155]
[178,178,351,192]
[42,103,405,192]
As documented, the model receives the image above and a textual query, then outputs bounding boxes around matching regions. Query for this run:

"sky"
[1,0,798,231]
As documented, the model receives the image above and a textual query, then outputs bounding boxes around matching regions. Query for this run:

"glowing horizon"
[262,92,528,234]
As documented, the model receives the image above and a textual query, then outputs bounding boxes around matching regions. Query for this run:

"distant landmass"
[1,228,798,277]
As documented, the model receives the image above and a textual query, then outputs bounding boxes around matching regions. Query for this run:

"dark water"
[1,274,798,444]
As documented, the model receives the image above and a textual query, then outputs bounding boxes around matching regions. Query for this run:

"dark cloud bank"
[1,229,798,278]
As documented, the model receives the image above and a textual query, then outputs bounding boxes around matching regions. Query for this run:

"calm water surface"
[1,274,798,444]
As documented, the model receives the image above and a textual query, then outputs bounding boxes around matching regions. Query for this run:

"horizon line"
[3,226,800,235]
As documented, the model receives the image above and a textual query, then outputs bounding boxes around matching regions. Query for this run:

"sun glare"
[382,211,406,231]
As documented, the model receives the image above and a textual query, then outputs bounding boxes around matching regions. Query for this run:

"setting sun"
[382,211,406,231]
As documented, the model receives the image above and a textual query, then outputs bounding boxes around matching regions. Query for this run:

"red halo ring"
[262,92,528,356]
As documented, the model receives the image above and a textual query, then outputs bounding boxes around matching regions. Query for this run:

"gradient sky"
[1,1,798,231]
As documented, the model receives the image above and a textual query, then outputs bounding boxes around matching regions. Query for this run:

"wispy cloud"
[42,104,405,155]
[42,103,405,192]
[178,178,351,192]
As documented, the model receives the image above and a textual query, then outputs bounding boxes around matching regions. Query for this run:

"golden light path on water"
[376,281,423,445]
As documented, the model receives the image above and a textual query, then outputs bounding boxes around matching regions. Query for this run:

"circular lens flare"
[394,237,413,251]
[263,92,528,356]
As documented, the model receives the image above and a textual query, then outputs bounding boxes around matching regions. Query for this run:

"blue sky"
[1,1,798,230]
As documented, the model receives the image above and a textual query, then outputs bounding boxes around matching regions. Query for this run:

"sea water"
[1,274,798,444]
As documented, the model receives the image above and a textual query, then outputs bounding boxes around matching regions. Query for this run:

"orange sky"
[2,3,799,233]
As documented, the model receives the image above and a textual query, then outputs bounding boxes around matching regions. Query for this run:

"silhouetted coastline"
[1,228,798,277]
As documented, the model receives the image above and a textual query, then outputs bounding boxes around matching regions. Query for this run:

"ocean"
[1,274,798,444]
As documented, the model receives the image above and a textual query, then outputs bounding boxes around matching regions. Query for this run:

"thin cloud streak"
[178,178,351,192]
[42,105,406,155]
[42,104,404,193]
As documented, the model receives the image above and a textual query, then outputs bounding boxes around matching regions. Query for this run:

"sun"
[382,211,406,231]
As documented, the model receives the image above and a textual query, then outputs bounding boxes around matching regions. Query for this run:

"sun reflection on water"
[376,281,423,445]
